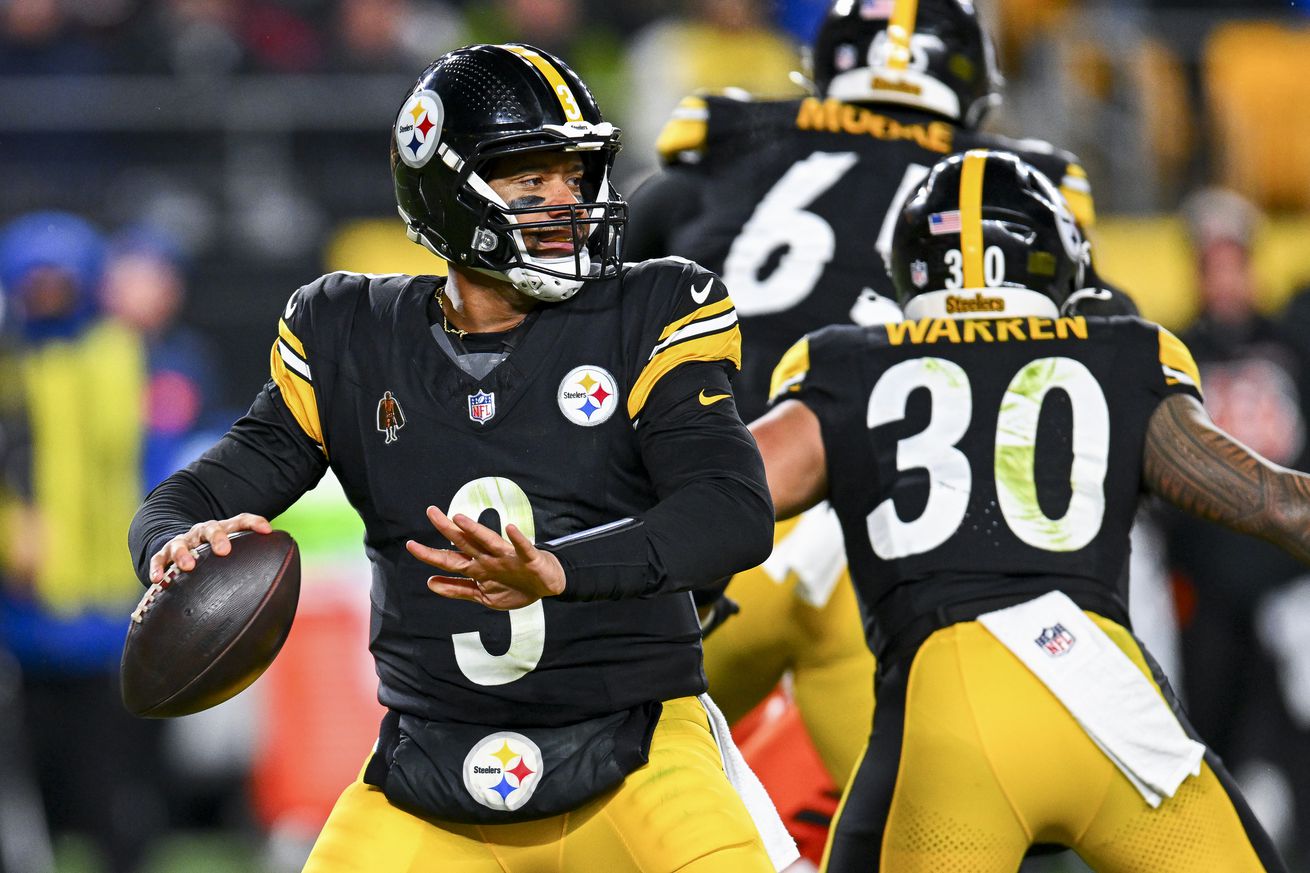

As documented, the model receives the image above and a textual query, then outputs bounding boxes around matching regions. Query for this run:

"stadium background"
[3,0,1310,870]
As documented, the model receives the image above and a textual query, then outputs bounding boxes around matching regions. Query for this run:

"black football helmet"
[890,149,1090,317]
[810,0,1001,127]
[391,43,625,301]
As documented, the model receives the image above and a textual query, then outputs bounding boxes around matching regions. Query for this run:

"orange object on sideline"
[733,689,841,866]
[250,579,384,835]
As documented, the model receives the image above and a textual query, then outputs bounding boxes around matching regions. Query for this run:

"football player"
[755,148,1291,871]
[128,44,798,873]
[625,0,1110,800]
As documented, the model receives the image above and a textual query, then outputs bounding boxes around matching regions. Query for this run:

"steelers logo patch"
[395,90,443,169]
[557,365,619,427]
[463,732,543,813]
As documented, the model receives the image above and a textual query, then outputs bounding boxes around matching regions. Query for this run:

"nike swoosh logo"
[690,280,712,305]
[284,296,298,319]
[698,390,730,406]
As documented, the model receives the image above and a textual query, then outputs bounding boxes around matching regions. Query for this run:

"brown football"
[121,529,300,718]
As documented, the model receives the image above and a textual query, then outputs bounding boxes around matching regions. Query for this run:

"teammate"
[127,44,797,873]
[625,0,1105,793]
[755,148,1290,871]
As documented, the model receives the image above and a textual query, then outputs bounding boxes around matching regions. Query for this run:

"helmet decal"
[959,149,987,289]
[885,0,918,73]
[395,91,444,169]
[501,45,585,123]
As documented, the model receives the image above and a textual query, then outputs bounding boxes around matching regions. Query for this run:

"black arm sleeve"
[541,362,774,600]
[127,383,330,584]
[624,167,705,262]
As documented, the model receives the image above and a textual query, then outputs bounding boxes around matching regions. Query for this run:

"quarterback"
[129,44,796,873]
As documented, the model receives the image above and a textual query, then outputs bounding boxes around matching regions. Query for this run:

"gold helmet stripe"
[960,149,989,289]
[501,45,584,122]
[887,0,920,72]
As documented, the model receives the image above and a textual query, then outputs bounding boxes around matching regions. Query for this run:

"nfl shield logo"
[1034,624,1076,657]
[910,259,929,289]
[468,390,496,425]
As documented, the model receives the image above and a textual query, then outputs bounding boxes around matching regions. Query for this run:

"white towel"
[977,591,1205,808]
[698,694,800,871]
[761,502,847,609]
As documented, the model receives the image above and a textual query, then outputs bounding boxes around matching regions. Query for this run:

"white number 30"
[866,356,1109,559]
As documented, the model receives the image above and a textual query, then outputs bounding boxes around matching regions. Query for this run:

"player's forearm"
[1144,393,1310,564]
[129,384,328,584]
[544,472,773,601]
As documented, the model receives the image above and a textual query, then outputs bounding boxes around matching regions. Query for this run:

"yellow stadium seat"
[1205,22,1310,210]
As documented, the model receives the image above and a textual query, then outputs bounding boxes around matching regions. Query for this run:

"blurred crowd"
[6,0,1310,871]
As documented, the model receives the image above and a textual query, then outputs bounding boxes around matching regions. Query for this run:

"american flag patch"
[929,211,962,235]
[861,0,895,18]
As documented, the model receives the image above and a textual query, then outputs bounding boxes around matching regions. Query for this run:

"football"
[121,529,301,718]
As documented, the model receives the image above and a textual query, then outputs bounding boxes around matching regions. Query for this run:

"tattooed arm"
[1144,393,1310,564]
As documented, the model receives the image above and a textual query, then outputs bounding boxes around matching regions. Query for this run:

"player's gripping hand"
[147,514,274,583]
[406,505,565,610]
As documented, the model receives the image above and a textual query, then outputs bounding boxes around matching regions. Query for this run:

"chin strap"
[1061,286,1113,316]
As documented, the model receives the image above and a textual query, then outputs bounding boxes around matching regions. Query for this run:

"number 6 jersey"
[771,313,1203,658]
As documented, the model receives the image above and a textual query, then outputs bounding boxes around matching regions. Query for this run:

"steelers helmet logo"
[463,732,543,813]
[396,90,444,169]
[557,365,619,427]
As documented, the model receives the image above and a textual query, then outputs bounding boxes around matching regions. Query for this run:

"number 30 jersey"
[771,313,1203,654]
[629,94,1096,421]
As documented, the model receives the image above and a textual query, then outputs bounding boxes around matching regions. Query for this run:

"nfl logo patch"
[910,259,929,288]
[468,390,496,425]
[1035,624,1076,657]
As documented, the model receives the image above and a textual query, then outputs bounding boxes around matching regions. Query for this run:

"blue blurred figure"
[0,211,165,873]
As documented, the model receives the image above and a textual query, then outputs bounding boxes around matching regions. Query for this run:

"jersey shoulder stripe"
[268,271,383,455]
[769,336,811,403]
[1157,325,1203,394]
[624,260,742,419]
[656,95,710,164]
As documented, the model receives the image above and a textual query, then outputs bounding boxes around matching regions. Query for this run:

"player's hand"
[148,514,274,584]
[406,505,566,610]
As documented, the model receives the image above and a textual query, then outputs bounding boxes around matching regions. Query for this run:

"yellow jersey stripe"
[1158,326,1203,394]
[656,96,709,161]
[769,337,811,402]
[279,318,307,359]
[629,327,743,419]
[270,340,326,454]
[887,0,919,72]
[960,149,988,289]
[657,296,735,343]
[502,45,583,122]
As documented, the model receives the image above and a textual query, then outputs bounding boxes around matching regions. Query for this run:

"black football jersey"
[630,94,1097,421]
[772,313,1202,651]
[268,259,743,727]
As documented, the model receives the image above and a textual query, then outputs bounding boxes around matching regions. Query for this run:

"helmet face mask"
[891,150,1091,318]
[392,44,626,301]
[811,0,1002,127]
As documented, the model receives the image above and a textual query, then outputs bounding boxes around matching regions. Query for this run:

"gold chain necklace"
[434,290,468,339]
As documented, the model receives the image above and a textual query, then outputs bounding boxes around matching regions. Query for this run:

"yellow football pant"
[822,616,1286,872]
[303,697,776,873]
[702,517,874,785]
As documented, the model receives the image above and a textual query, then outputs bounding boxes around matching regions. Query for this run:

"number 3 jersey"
[771,313,1203,657]
[627,94,1097,421]
[233,258,752,728]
